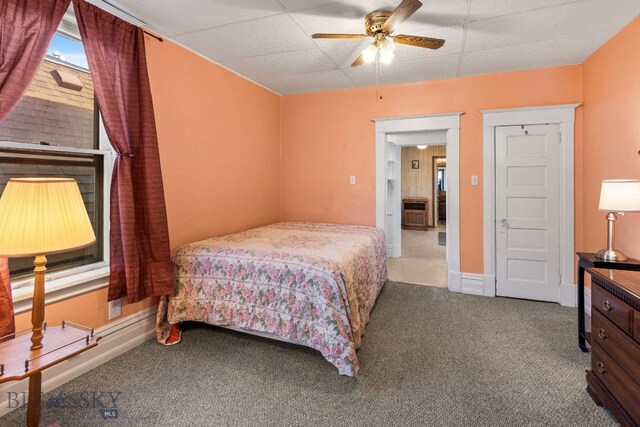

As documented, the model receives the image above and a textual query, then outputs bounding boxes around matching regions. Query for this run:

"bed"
[156,222,387,376]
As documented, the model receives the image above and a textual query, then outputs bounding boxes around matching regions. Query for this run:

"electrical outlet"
[108,299,122,320]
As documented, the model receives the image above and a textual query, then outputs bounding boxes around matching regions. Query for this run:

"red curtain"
[72,0,173,303]
[0,0,71,121]
[0,0,71,339]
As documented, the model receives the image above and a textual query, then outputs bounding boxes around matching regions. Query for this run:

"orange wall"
[281,67,583,273]
[146,39,281,250]
[581,16,640,259]
[15,37,282,330]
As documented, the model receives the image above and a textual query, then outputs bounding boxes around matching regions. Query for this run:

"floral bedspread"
[156,222,387,376]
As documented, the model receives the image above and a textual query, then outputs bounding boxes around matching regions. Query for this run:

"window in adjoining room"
[0,6,113,285]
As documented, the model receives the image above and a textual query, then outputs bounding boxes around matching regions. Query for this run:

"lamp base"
[595,248,629,262]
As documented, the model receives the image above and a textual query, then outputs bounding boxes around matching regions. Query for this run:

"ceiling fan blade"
[382,0,422,34]
[312,33,368,39]
[394,35,445,49]
[351,54,365,67]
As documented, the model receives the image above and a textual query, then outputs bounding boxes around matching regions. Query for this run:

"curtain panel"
[72,0,172,303]
[0,0,71,340]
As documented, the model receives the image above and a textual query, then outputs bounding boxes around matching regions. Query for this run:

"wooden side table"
[0,321,100,427]
[402,198,429,230]
[576,252,640,352]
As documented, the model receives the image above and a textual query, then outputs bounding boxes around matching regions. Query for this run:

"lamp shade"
[0,178,96,257]
[598,179,640,212]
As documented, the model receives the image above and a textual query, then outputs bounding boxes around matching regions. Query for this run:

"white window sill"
[11,263,110,315]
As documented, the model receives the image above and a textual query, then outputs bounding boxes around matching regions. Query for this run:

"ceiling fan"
[312,0,445,67]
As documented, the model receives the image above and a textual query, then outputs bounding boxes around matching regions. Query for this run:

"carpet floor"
[0,283,615,427]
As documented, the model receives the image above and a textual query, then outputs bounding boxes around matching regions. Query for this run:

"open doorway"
[386,132,447,287]
[375,113,461,293]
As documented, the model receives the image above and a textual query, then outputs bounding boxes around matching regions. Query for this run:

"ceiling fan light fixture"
[380,49,394,64]
[362,43,378,63]
[380,38,396,53]
[379,38,396,64]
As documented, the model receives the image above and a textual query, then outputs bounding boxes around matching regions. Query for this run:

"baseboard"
[459,273,484,296]
[483,274,496,297]
[448,271,461,292]
[0,305,158,418]
[559,281,577,307]
[387,243,401,258]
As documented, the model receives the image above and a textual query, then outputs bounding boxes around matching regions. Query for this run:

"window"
[0,7,112,286]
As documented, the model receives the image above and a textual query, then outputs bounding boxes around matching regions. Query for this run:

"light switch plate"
[471,175,479,186]
[349,176,356,185]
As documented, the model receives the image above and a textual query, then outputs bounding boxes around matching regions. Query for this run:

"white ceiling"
[93,0,640,95]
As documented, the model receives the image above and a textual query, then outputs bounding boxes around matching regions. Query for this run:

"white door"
[495,124,561,302]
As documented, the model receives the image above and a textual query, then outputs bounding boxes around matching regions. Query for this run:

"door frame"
[481,104,580,307]
[375,113,462,292]
[432,155,446,226]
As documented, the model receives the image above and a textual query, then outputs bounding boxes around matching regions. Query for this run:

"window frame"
[5,115,114,315]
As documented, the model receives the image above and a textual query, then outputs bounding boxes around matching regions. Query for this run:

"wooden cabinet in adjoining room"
[402,198,428,230]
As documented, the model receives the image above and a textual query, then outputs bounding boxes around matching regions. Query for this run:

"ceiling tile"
[255,69,354,94]
[225,48,338,78]
[468,0,582,21]
[464,0,640,52]
[278,0,346,12]
[111,0,286,37]
[459,30,617,76]
[173,14,317,62]
[343,53,460,87]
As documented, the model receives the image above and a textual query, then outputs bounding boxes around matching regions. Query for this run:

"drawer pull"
[596,361,607,375]
[602,300,614,312]
[596,328,608,341]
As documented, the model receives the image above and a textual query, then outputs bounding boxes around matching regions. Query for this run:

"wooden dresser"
[587,268,640,426]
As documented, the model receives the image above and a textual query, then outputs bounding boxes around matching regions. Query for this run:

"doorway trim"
[375,113,462,292]
[481,104,580,306]
[432,155,446,227]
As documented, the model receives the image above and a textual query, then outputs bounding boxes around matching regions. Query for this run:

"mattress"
[156,222,387,376]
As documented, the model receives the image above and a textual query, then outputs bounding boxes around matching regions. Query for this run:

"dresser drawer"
[593,283,634,334]
[592,343,640,421]
[592,309,640,386]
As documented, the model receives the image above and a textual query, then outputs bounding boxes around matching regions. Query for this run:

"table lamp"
[595,179,640,262]
[0,178,95,350]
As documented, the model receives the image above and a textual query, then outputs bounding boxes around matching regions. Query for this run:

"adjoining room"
[386,131,448,287]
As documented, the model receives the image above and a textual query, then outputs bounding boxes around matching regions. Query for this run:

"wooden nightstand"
[577,252,640,352]
[586,268,640,426]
